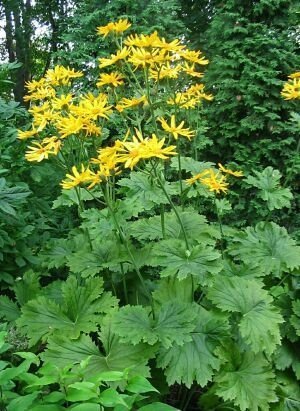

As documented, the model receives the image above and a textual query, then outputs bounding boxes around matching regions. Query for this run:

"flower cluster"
[186,164,243,194]
[19,19,215,191]
[281,72,300,100]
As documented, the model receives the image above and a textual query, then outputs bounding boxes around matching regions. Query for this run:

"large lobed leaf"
[17,276,118,345]
[214,346,278,411]
[152,239,221,281]
[111,302,197,348]
[229,222,300,277]
[207,276,283,354]
[157,305,229,388]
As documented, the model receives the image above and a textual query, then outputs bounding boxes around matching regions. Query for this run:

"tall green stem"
[152,164,190,250]
[214,197,224,259]
[101,186,153,308]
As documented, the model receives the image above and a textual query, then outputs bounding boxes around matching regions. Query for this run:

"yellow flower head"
[158,115,195,140]
[116,95,147,112]
[124,31,161,48]
[186,168,229,194]
[25,137,61,162]
[61,165,92,190]
[182,62,204,78]
[128,47,169,68]
[97,19,131,37]
[180,49,209,65]
[45,66,83,87]
[281,74,300,100]
[218,163,243,177]
[150,63,182,80]
[96,72,124,87]
[116,129,177,169]
[17,128,38,140]
[99,47,129,68]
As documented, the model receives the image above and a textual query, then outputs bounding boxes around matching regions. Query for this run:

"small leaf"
[126,375,159,394]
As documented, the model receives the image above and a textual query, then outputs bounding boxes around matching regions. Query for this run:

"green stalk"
[152,164,190,250]
[74,186,93,251]
[214,196,224,259]
[101,185,153,309]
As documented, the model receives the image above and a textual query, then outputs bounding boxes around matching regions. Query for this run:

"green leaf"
[157,306,229,388]
[170,156,214,174]
[138,403,180,411]
[152,277,194,306]
[207,276,283,354]
[6,392,40,411]
[0,296,20,321]
[99,388,128,407]
[274,374,300,411]
[290,300,300,337]
[112,302,196,348]
[229,222,300,277]
[152,239,221,281]
[129,210,218,245]
[13,270,41,306]
[52,187,101,208]
[245,167,293,210]
[126,376,158,394]
[118,171,175,212]
[214,348,277,411]
[66,381,98,402]
[17,276,118,345]
[69,404,100,411]
[42,323,155,378]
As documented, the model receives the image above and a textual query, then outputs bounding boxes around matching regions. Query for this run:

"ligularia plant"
[10,19,299,411]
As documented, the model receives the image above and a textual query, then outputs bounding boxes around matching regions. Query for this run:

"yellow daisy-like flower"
[128,47,169,68]
[150,63,182,80]
[71,94,113,120]
[182,62,204,78]
[55,115,85,138]
[180,49,209,65]
[218,163,243,177]
[97,19,131,37]
[288,72,300,79]
[99,47,129,68]
[186,169,211,185]
[17,128,38,140]
[45,66,83,87]
[23,86,56,102]
[96,72,124,87]
[281,76,300,100]
[51,93,73,110]
[25,137,61,162]
[116,95,147,112]
[61,165,92,190]
[186,168,229,194]
[158,115,195,140]
[116,129,177,169]
[124,31,161,48]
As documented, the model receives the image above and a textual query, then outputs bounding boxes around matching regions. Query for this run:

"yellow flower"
[96,72,124,87]
[141,133,177,160]
[158,115,195,140]
[218,163,243,177]
[180,49,209,65]
[124,31,161,48]
[182,62,204,78]
[33,109,58,132]
[128,47,168,68]
[97,19,131,37]
[55,115,85,138]
[186,169,211,185]
[92,140,123,170]
[155,37,185,53]
[61,165,92,189]
[25,137,60,162]
[281,77,300,100]
[288,72,300,79]
[99,47,129,68]
[45,66,83,87]
[116,95,147,112]
[186,168,229,194]
[23,86,56,102]
[149,63,182,80]
[51,93,73,110]
[17,128,38,140]
[71,94,112,120]
[116,129,176,169]
[25,78,47,93]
